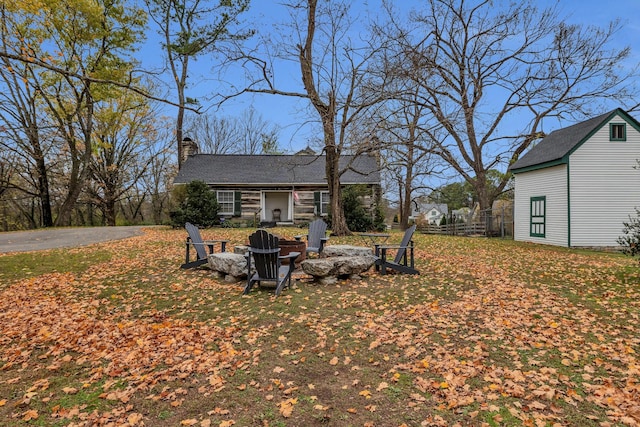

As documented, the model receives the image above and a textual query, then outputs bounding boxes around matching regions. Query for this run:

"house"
[509,108,640,248]
[451,207,471,223]
[173,147,381,225]
[412,202,449,225]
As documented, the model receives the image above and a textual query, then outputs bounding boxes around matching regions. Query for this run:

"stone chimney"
[181,137,199,164]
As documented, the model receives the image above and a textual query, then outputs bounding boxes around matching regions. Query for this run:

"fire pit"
[278,239,306,266]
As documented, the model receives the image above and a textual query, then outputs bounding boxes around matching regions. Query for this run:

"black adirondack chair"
[295,218,329,256]
[244,229,300,296]
[374,225,419,275]
[181,222,228,269]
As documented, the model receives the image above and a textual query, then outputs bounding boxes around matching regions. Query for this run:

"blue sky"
[141,0,640,154]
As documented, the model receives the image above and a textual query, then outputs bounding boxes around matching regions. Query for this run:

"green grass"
[0,248,112,285]
[1,227,638,426]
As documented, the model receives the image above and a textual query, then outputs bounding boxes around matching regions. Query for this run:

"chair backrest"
[395,225,417,263]
[307,219,328,248]
[249,229,281,280]
[185,222,207,260]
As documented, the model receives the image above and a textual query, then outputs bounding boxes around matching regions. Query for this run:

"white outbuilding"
[510,108,640,248]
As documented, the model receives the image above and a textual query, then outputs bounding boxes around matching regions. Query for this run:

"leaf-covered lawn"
[0,227,638,426]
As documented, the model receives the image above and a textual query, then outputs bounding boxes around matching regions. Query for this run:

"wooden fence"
[419,222,488,236]
[417,206,514,238]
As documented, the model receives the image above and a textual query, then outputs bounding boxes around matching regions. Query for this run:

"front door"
[262,191,292,222]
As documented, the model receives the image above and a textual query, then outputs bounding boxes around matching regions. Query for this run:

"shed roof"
[173,154,381,185]
[509,108,637,173]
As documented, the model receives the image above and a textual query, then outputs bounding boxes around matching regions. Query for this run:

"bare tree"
[185,106,280,154]
[145,0,252,168]
[386,0,639,211]
[378,100,446,229]
[185,113,241,154]
[233,0,391,235]
[142,135,176,225]
[239,107,280,154]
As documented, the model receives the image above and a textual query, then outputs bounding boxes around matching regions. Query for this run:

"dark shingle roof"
[510,109,622,172]
[173,154,380,185]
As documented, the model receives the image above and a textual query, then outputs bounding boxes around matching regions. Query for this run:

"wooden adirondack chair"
[374,225,419,275]
[295,218,329,256]
[244,229,300,296]
[181,222,229,269]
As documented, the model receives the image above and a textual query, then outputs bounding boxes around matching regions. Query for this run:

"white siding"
[514,165,568,246]
[569,119,640,247]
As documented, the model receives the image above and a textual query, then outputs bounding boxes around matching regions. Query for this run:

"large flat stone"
[208,252,251,282]
[301,255,376,284]
[323,245,373,257]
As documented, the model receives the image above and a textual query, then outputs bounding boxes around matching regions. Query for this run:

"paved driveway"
[0,226,148,253]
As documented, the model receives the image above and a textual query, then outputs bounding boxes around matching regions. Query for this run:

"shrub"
[321,185,385,232]
[169,180,220,227]
[618,208,640,264]
[342,186,373,232]
[372,204,386,231]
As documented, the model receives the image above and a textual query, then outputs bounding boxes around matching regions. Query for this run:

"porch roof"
[173,154,381,186]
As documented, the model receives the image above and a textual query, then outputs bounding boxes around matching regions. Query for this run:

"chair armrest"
[318,237,329,253]
[376,244,411,250]
[202,239,228,252]
[279,251,301,260]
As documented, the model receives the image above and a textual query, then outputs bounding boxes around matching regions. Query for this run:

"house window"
[530,196,546,238]
[610,123,626,141]
[217,191,235,215]
[320,191,330,216]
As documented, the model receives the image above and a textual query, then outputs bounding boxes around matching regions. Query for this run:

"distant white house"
[510,108,640,248]
[451,207,471,223]
[412,203,449,225]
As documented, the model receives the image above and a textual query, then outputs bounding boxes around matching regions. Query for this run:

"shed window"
[610,123,626,141]
[217,191,235,215]
[530,196,546,238]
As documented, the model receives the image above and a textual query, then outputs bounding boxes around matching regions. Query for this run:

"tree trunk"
[176,104,184,169]
[34,152,53,227]
[400,141,415,230]
[473,170,491,212]
[105,197,117,226]
[326,145,349,235]
[55,97,94,227]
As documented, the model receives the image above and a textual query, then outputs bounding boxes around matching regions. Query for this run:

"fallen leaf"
[22,410,38,421]
[359,389,372,399]
[278,398,297,418]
